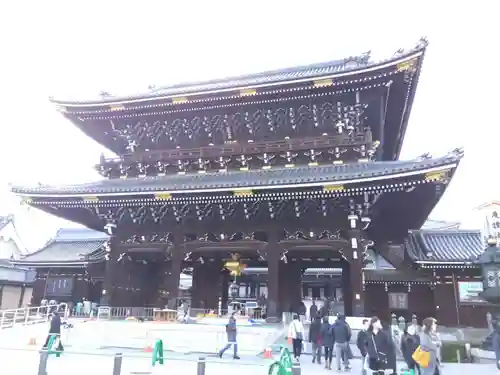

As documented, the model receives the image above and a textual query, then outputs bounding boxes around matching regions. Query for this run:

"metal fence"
[0,304,68,330]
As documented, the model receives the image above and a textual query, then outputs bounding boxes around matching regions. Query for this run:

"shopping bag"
[412,346,430,368]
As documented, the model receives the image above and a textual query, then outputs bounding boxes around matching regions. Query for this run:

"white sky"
[0,1,496,250]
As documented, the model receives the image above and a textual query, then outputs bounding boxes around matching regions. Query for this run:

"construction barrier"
[268,347,293,375]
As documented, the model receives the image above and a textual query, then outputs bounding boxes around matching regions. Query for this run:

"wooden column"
[165,244,184,309]
[221,270,230,313]
[347,199,365,317]
[101,234,119,306]
[191,261,222,310]
[266,233,281,322]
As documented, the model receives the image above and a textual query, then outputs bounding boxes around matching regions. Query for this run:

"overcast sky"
[0,1,496,250]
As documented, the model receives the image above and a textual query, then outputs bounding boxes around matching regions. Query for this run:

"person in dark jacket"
[309,315,322,364]
[42,311,63,351]
[401,325,420,374]
[218,313,240,359]
[320,316,334,369]
[382,322,397,375]
[331,314,352,371]
[492,323,500,370]
[366,317,392,375]
[357,319,369,375]
[309,300,318,322]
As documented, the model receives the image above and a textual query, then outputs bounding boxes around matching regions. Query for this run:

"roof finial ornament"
[445,147,464,161]
[416,37,429,49]
[416,152,432,161]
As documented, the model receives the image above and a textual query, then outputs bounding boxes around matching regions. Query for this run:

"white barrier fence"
[0,303,68,330]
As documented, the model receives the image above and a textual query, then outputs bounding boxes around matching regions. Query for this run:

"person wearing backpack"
[331,314,352,371]
[309,314,323,364]
[288,314,305,361]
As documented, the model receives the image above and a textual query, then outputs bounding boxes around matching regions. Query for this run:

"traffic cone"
[264,347,273,359]
[144,343,153,352]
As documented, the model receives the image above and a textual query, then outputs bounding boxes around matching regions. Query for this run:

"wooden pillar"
[347,198,365,317]
[191,261,222,310]
[221,270,230,312]
[101,234,119,306]
[165,244,184,309]
[266,234,281,322]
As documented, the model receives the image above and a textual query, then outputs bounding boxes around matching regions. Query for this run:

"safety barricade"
[96,306,155,321]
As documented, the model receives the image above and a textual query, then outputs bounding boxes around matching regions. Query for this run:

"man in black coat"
[43,311,64,351]
[382,323,397,375]
[357,319,369,375]
[309,315,322,364]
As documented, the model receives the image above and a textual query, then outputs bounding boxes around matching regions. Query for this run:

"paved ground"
[0,320,496,374]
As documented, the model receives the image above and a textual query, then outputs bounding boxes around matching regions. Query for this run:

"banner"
[457,281,485,303]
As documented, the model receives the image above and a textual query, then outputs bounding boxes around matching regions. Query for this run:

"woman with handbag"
[288,314,305,361]
[365,317,391,375]
[401,325,421,375]
[416,317,440,375]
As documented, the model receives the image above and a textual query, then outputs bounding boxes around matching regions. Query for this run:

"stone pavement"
[0,348,497,375]
[0,320,496,375]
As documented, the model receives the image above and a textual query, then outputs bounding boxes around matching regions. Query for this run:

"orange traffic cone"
[28,337,37,346]
[264,347,273,358]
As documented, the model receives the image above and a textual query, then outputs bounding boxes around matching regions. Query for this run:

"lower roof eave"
[12,161,459,198]
[415,261,474,265]
[11,260,104,268]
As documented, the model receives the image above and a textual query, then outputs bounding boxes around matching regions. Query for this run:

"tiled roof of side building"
[50,39,428,105]
[406,229,484,263]
[0,215,14,232]
[12,227,108,265]
[12,152,462,196]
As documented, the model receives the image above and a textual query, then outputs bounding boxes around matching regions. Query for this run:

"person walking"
[320,316,334,369]
[331,314,352,372]
[401,325,421,375]
[42,311,64,352]
[492,322,500,370]
[287,314,304,361]
[309,300,318,322]
[357,319,369,375]
[366,317,391,375]
[418,317,440,375]
[218,313,240,359]
[309,314,323,364]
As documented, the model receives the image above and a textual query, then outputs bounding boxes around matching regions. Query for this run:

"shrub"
[440,341,479,363]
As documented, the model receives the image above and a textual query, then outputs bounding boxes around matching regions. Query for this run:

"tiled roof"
[12,227,108,265]
[364,269,432,282]
[406,230,484,263]
[12,152,462,196]
[51,40,427,105]
[0,215,13,232]
[421,219,461,230]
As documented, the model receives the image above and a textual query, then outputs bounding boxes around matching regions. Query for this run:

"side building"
[0,215,35,309]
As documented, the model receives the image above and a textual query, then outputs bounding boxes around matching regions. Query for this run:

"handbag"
[412,345,431,368]
[294,322,304,340]
[371,334,387,366]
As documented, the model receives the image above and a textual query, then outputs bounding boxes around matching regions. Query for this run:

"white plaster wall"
[0,285,21,310]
